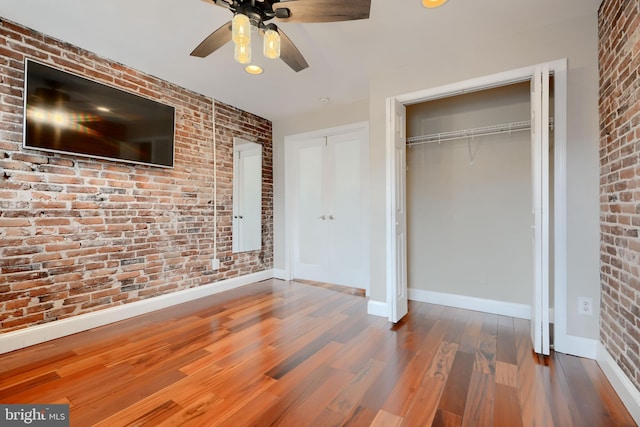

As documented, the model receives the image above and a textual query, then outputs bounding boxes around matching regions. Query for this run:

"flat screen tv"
[23,59,175,168]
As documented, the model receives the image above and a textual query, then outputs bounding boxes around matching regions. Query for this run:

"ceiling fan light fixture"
[234,42,251,64]
[263,29,281,59]
[232,13,251,45]
[422,0,448,7]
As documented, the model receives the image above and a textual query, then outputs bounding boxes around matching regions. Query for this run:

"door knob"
[318,215,326,220]
[329,215,335,220]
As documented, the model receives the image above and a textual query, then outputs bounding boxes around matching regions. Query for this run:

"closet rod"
[406,119,554,146]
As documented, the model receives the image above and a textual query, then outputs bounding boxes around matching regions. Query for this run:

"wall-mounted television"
[23,59,175,168]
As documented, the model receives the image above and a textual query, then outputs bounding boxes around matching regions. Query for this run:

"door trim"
[385,59,568,351]
[284,121,371,295]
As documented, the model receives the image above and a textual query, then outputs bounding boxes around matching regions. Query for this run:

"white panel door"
[530,65,551,355]
[292,130,367,288]
[293,137,329,281]
[327,131,365,287]
[386,97,408,323]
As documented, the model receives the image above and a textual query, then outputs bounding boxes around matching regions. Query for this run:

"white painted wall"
[406,83,533,305]
[274,11,600,340]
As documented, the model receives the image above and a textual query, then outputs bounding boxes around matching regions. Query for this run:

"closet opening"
[385,60,567,355]
[402,80,555,353]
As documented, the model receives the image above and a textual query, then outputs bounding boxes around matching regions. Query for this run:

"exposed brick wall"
[0,19,273,333]
[598,0,640,392]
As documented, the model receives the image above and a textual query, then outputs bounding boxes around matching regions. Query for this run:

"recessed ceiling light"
[319,97,329,104]
[423,0,448,8]
[97,106,110,112]
[245,64,263,75]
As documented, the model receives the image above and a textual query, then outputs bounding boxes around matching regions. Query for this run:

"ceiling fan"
[190,0,372,72]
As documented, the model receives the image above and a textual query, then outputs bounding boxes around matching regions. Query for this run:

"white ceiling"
[1,0,600,121]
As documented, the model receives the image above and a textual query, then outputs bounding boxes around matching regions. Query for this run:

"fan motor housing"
[235,1,276,27]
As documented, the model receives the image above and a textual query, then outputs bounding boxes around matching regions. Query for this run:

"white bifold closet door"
[292,129,367,288]
[531,65,551,356]
[387,97,408,323]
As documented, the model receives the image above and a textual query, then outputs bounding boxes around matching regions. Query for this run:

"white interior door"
[530,65,551,355]
[327,131,366,287]
[291,128,368,289]
[293,137,328,281]
[386,97,408,323]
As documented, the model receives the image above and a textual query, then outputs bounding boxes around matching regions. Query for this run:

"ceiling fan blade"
[278,28,309,72]
[190,21,232,58]
[273,0,371,23]
[200,0,233,10]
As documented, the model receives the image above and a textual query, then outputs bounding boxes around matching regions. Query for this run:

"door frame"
[385,59,569,351]
[284,121,371,295]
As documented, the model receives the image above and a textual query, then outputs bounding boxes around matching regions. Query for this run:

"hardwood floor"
[0,279,636,426]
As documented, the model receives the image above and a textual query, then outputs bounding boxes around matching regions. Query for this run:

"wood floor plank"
[258,363,337,424]
[0,370,61,401]
[400,341,458,426]
[493,383,523,427]
[181,375,276,425]
[329,326,387,373]
[580,356,637,426]
[458,310,485,354]
[475,313,498,375]
[70,367,187,426]
[265,331,334,380]
[266,341,346,398]
[0,349,75,385]
[95,399,181,427]
[461,371,495,427]
[556,351,629,427]
[438,350,476,417]
[370,409,403,427]
[494,361,518,387]
[432,408,463,427]
[0,279,634,427]
[513,317,555,427]
[380,351,433,416]
[326,358,386,416]
[359,341,414,411]
[270,365,353,426]
[495,315,517,364]
[215,392,280,427]
[442,307,471,344]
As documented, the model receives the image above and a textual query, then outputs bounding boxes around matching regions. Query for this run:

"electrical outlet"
[578,297,593,315]
[211,258,220,270]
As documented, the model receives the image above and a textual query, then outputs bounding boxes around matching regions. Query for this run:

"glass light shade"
[232,14,251,45]
[234,42,251,64]
[263,29,281,59]
[422,0,448,7]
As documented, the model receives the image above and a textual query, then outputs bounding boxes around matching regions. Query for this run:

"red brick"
[0,218,31,227]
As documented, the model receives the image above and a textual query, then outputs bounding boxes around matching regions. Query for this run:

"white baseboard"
[597,342,640,424]
[0,269,274,355]
[408,288,532,319]
[272,268,290,280]
[554,333,597,359]
[367,300,388,318]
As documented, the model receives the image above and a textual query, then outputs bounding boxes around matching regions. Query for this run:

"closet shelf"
[406,119,554,147]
